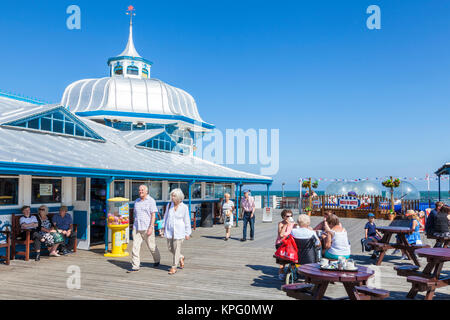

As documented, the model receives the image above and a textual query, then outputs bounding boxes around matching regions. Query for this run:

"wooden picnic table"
[296,263,374,300]
[371,226,427,267]
[404,248,450,300]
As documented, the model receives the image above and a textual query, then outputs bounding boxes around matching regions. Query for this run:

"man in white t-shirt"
[128,185,161,273]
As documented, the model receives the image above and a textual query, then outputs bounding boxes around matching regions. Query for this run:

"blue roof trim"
[75,110,216,130]
[0,90,48,105]
[107,56,153,66]
[0,161,272,184]
[2,106,106,142]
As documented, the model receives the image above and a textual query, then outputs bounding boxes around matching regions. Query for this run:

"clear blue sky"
[0,0,449,191]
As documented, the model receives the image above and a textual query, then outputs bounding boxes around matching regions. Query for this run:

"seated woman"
[275,209,295,280]
[36,205,61,260]
[291,214,321,265]
[323,214,351,260]
[394,210,423,260]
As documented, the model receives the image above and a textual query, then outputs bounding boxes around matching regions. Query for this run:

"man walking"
[240,190,256,241]
[128,185,161,272]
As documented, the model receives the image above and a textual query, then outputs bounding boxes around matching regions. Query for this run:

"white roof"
[0,96,271,183]
[61,77,207,126]
[118,22,141,58]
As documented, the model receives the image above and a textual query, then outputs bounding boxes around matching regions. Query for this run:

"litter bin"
[200,202,214,228]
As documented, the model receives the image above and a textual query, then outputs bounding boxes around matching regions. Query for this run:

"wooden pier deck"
[0,210,449,300]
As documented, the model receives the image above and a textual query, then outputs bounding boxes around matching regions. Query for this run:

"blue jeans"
[242,212,255,239]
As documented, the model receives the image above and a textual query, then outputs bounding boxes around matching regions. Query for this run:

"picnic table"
[401,248,450,300]
[289,263,375,300]
[370,226,428,267]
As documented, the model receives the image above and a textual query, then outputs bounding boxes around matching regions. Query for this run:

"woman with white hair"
[161,188,192,275]
[291,214,321,265]
[222,193,235,241]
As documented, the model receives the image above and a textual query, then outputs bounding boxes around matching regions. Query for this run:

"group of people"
[362,201,450,260]
[19,205,77,261]
[218,190,256,242]
[276,209,351,280]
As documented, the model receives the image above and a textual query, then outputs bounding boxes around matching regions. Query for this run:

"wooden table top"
[297,263,374,283]
[416,248,450,261]
[376,226,411,234]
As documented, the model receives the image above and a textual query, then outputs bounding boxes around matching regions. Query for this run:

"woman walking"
[161,188,192,275]
[222,193,235,241]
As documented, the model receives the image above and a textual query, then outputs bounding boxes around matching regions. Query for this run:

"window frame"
[0,175,19,207]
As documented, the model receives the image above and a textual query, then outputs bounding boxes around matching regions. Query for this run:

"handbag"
[274,235,298,263]
[52,231,65,244]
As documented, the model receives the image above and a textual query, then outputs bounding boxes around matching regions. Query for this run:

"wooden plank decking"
[0,210,449,300]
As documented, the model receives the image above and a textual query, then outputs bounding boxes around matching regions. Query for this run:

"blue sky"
[0,0,449,190]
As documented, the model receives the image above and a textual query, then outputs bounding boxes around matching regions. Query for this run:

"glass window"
[180,183,189,199]
[41,117,52,131]
[53,120,63,133]
[76,178,86,201]
[192,183,202,199]
[131,181,148,201]
[224,184,232,197]
[28,118,40,130]
[214,184,224,199]
[149,182,162,201]
[31,178,61,204]
[0,177,19,206]
[205,183,214,199]
[127,65,139,75]
[114,181,125,198]
[65,121,74,135]
[168,182,179,199]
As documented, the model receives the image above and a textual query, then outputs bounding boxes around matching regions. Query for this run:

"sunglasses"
[285,215,293,218]
[39,208,45,211]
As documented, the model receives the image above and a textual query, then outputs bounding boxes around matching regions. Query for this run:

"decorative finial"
[126,5,136,25]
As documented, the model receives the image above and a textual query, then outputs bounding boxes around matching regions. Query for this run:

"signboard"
[262,207,273,223]
[39,184,53,196]
[312,200,320,206]
[338,196,360,209]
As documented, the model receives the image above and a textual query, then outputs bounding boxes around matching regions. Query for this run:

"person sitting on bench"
[323,214,351,260]
[430,205,450,248]
[291,214,321,264]
[52,206,77,255]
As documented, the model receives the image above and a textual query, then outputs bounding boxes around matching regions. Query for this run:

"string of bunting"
[299,175,449,182]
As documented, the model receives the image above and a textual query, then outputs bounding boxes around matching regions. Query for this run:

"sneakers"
[400,255,409,260]
[49,252,60,257]
[35,253,40,261]
[250,238,254,241]
[240,238,247,242]
[153,262,160,268]
[126,268,140,273]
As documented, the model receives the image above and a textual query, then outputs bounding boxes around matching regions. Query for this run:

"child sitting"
[361,213,382,259]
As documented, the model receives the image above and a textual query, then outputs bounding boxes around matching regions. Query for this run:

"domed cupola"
[107,6,152,80]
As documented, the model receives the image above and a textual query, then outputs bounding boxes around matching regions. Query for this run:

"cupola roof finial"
[118,5,141,58]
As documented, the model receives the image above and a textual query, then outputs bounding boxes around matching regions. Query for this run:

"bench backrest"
[11,213,57,238]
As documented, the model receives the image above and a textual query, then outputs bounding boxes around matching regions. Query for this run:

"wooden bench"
[281,283,315,300]
[406,275,450,300]
[394,264,420,277]
[427,235,450,248]
[11,213,78,261]
[354,286,390,300]
[0,230,11,265]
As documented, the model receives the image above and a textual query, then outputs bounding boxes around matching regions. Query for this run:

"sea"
[250,191,449,204]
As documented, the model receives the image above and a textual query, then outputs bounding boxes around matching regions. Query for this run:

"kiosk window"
[76,178,86,201]
[192,183,202,199]
[32,178,61,204]
[205,183,214,199]
[214,184,224,199]
[0,177,19,206]
[114,181,125,198]
[149,182,162,201]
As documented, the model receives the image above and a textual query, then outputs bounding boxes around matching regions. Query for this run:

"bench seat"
[354,286,390,300]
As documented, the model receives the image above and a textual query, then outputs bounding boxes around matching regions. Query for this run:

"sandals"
[179,256,185,269]
[168,268,177,275]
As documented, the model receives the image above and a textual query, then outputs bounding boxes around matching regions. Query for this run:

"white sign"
[338,197,360,209]
[262,207,273,223]
[39,184,53,196]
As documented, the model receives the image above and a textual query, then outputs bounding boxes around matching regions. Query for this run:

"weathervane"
[126,5,136,25]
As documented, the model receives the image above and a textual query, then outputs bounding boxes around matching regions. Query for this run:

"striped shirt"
[241,196,255,212]
[133,195,158,231]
